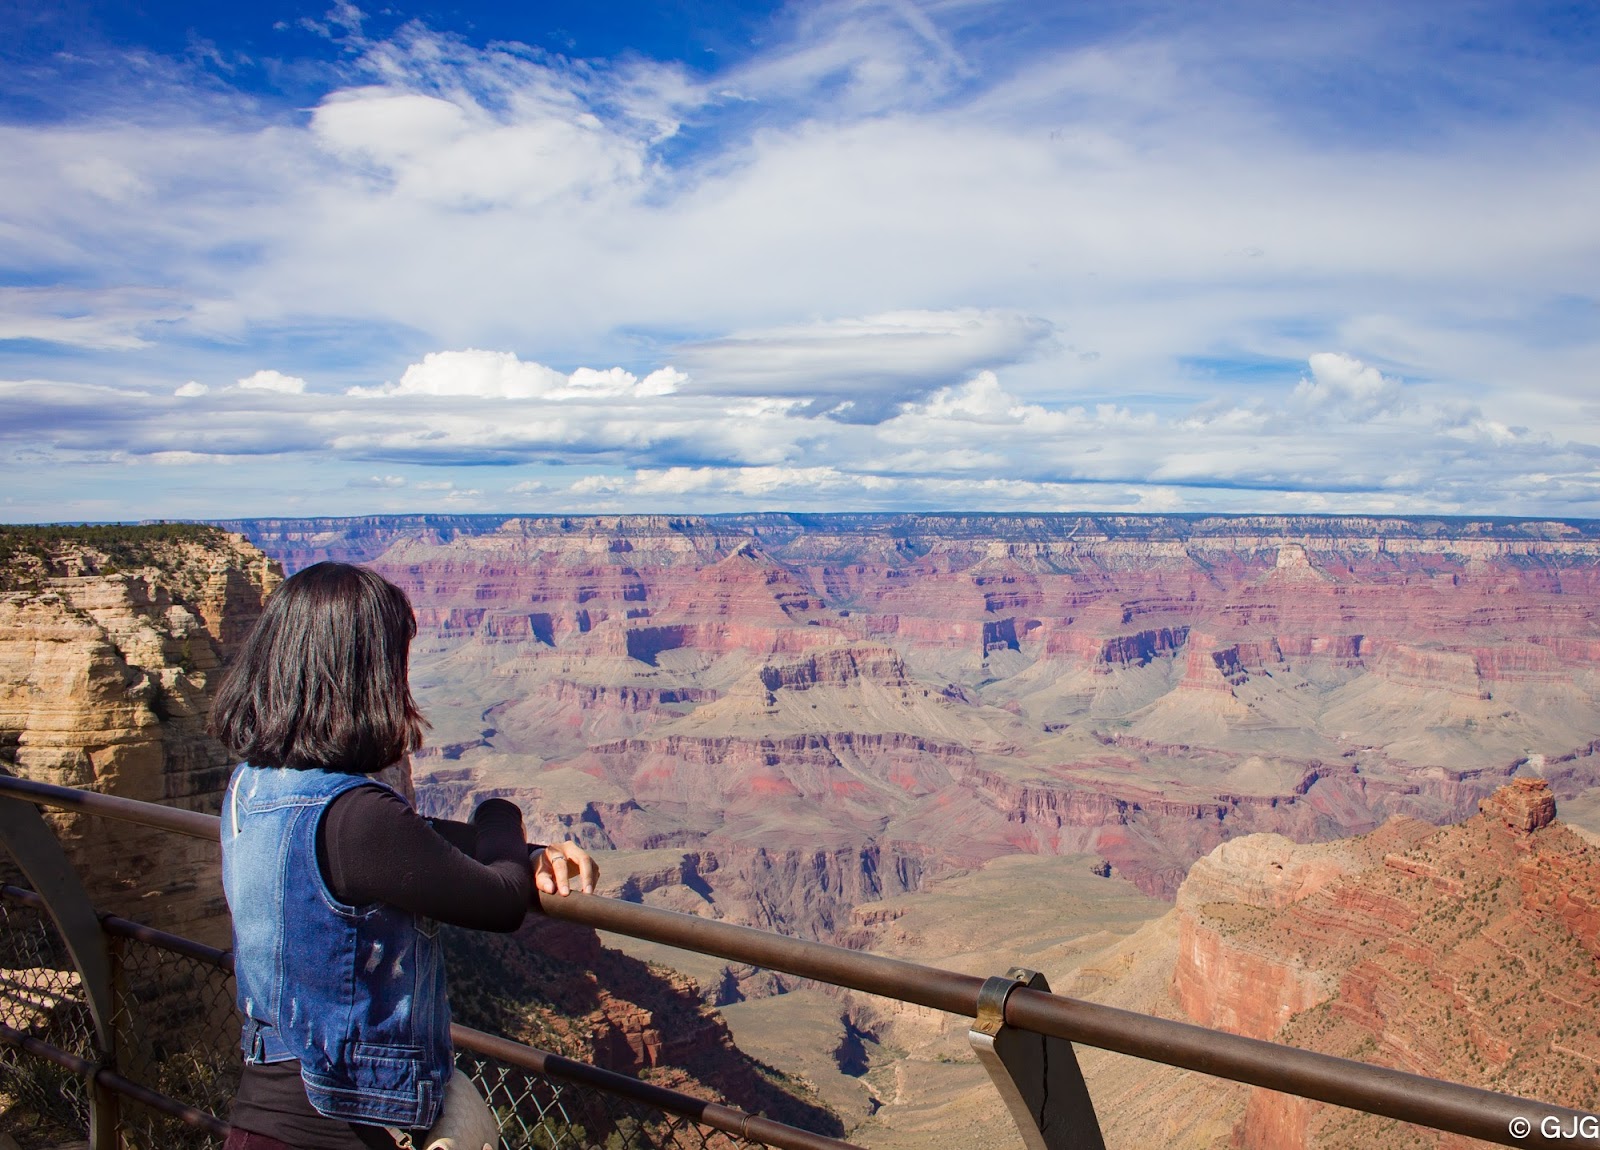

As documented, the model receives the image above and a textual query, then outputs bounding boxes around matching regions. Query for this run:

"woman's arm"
[319,787,531,931]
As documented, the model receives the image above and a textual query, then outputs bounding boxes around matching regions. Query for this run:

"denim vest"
[221,764,451,1129]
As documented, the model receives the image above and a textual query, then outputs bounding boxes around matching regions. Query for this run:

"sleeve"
[320,787,532,932]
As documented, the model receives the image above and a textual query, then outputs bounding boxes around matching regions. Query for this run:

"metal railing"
[0,775,857,1150]
[3,772,1598,1149]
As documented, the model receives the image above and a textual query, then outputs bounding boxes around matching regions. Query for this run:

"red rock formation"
[1171,781,1600,1148]
[1479,776,1557,832]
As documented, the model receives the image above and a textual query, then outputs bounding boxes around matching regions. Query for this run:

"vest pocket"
[303,1042,436,1125]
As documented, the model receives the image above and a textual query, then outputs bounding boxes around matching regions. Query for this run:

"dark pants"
[224,1125,400,1150]
[225,1131,299,1150]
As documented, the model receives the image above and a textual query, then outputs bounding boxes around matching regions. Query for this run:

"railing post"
[969,967,1104,1150]
[0,780,122,1149]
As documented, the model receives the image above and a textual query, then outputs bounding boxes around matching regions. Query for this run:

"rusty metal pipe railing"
[3,883,233,967]
[537,892,1598,1148]
[0,1021,230,1137]
[452,1025,863,1150]
[0,774,217,839]
[4,772,1596,1148]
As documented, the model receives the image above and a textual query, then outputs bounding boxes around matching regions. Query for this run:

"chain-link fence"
[0,886,96,1143]
[106,930,238,1150]
[2,883,771,1150]
[454,1048,751,1150]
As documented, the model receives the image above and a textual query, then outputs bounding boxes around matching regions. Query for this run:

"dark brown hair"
[209,562,426,772]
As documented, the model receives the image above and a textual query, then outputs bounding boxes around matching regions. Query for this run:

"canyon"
[211,512,1600,1145]
[8,513,1599,1146]
[222,513,1600,915]
[794,777,1600,1148]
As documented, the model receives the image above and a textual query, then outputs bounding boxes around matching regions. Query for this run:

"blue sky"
[2,0,1597,520]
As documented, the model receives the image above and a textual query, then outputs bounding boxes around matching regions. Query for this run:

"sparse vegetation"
[0,522,231,591]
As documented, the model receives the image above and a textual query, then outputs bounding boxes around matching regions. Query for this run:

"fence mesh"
[1,882,767,1150]
[0,875,97,1145]
[454,1049,750,1150]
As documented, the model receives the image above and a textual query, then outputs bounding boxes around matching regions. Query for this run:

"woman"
[210,561,595,1150]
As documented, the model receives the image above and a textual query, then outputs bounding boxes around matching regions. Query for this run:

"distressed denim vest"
[221,763,451,1129]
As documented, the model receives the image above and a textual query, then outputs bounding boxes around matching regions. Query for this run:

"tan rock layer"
[1,530,279,946]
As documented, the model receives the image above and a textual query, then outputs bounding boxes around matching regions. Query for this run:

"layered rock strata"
[223,514,1600,939]
[1172,779,1600,1148]
[0,527,280,945]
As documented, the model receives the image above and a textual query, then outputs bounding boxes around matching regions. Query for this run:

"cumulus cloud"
[348,350,685,400]
[174,381,209,397]
[348,474,406,488]
[236,370,308,394]
[1292,352,1407,420]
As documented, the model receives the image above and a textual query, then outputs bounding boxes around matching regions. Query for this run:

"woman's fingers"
[536,847,571,895]
[569,843,598,894]
[534,842,599,896]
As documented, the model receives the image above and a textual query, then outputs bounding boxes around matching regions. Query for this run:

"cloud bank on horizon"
[1,0,1597,520]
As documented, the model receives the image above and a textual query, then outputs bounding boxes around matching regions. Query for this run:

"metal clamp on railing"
[969,967,1104,1150]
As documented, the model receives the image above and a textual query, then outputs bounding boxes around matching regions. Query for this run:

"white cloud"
[5,346,1597,518]
[146,450,234,465]
[677,310,1053,419]
[2,4,1599,518]
[1292,352,1406,420]
[236,369,308,394]
[0,287,186,351]
[309,84,647,210]
[348,350,682,401]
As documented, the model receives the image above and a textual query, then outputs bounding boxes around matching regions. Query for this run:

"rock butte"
[835,778,1599,1148]
[1173,777,1600,1147]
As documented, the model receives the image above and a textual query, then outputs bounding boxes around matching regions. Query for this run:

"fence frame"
[3,772,1598,1149]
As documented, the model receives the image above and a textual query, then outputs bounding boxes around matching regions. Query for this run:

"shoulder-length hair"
[209,562,427,773]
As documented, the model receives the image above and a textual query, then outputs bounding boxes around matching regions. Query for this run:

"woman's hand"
[534,841,599,896]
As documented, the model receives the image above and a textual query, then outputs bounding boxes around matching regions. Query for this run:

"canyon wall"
[0,526,280,945]
[0,523,847,1138]
[1172,778,1600,1147]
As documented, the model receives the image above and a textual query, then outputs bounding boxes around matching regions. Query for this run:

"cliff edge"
[1172,778,1600,1148]
[0,524,280,944]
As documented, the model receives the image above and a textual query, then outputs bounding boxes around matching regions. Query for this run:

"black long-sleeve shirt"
[229,788,532,1149]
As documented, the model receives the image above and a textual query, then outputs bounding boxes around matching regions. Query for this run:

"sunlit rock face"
[0,527,280,946]
[1172,779,1600,1147]
[220,513,1600,947]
